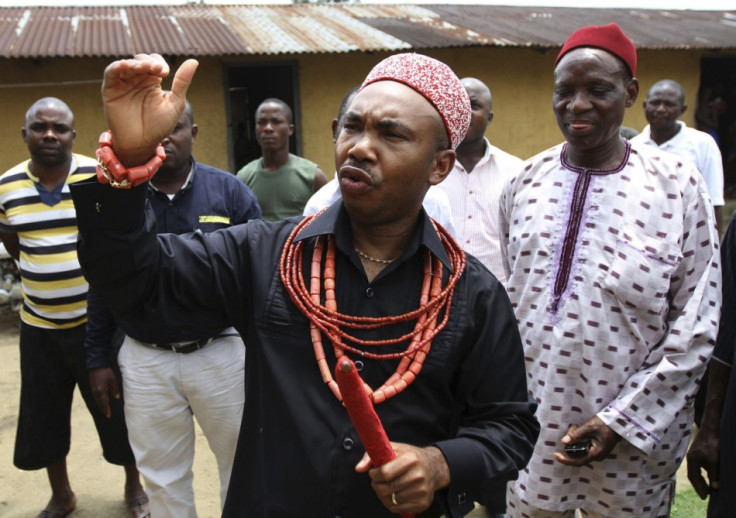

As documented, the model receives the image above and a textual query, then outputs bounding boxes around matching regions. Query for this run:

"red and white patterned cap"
[361,53,471,150]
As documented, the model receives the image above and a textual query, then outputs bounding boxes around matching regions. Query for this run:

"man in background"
[238,98,327,220]
[0,97,147,518]
[85,100,261,518]
[436,77,523,284]
[632,79,725,233]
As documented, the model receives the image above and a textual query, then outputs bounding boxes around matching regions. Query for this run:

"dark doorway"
[224,61,299,173]
[697,55,736,193]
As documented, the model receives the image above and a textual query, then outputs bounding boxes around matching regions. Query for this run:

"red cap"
[555,23,637,77]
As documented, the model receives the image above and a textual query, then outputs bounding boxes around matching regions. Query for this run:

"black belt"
[147,333,239,354]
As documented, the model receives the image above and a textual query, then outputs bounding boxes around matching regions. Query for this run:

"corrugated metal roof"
[0,4,733,59]
[129,5,248,55]
[426,5,736,50]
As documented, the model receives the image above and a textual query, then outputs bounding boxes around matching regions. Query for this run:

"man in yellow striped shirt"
[0,97,147,518]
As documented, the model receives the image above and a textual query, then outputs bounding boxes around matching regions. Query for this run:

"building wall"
[184,57,229,170]
[0,57,107,170]
[0,48,713,178]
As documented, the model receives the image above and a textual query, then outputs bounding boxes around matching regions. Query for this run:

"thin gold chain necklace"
[354,247,396,265]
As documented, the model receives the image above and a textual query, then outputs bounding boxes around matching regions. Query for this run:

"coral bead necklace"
[279,214,466,404]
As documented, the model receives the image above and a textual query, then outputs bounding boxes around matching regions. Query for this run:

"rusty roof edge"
[423,4,736,50]
[0,4,735,60]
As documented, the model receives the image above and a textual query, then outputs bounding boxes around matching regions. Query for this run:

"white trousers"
[119,332,245,518]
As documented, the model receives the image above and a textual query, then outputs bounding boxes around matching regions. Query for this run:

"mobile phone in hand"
[564,438,591,458]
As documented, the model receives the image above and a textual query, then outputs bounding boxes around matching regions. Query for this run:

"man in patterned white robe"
[500,23,721,517]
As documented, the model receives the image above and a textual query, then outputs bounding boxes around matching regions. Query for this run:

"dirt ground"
[0,306,694,518]
[0,308,222,518]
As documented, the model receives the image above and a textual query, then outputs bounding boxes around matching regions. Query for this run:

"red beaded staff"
[335,357,415,518]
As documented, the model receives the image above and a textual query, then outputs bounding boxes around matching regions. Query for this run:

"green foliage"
[671,488,708,518]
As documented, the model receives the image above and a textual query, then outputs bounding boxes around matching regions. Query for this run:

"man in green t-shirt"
[237,98,327,220]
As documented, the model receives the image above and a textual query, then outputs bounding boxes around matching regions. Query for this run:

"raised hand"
[101,54,198,167]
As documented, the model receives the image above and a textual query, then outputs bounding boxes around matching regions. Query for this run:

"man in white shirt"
[632,79,725,232]
[435,78,523,283]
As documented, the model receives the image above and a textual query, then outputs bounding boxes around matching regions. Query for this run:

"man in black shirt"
[85,100,261,518]
[71,52,539,517]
